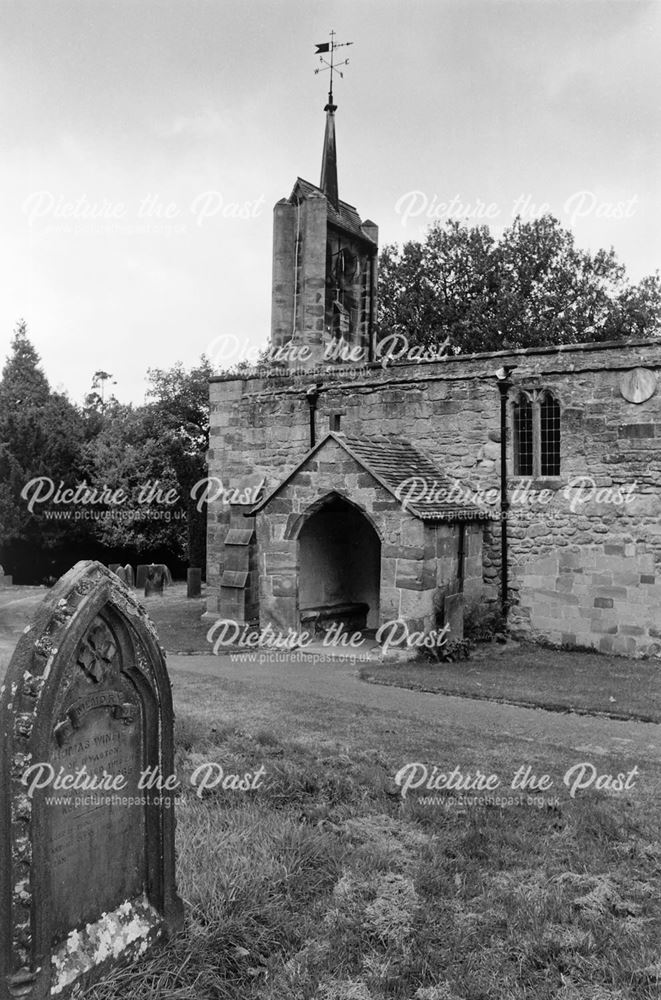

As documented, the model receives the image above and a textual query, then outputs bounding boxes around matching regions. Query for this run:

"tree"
[0,319,49,409]
[0,322,88,579]
[82,371,119,440]
[82,402,187,557]
[376,216,661,353]
[81,358,213,570]
[144,358,213,571]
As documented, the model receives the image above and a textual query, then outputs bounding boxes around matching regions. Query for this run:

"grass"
[83,666,661,1000]
[360,641,661,723]
[3,584,661,996]
[144,589,209,653]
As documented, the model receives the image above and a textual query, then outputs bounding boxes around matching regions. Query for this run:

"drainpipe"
[457,522,465,594]
[305,383,322,448]
[495,366,516,619]
[367,252,377,363]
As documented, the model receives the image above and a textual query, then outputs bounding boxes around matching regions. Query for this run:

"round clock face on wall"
[619,367,657,404]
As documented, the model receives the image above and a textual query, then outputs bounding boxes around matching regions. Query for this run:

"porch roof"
[249,432,490,522]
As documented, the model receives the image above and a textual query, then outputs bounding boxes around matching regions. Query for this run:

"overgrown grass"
[361,641,661,722]
[86,689,661,1000]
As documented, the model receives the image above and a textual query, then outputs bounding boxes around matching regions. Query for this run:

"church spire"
[314,32,352,211]
[320,94,339,210]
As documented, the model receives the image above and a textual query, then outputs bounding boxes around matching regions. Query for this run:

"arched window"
[540,392,561,476]
[512,389,561,477]
[513,394,533,476]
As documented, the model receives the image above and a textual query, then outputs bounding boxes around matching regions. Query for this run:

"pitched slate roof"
[250,432,488,522]
[291,178,378,246]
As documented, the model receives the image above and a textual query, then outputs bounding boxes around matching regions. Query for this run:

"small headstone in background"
[0,560,183,997]
[137,564,171,589]
[144,564,165,597]
[115,565,128,585]
[124,563,135,588]
[187,568,202,598]
[0,565,12,588]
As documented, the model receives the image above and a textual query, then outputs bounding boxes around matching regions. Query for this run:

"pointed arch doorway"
[294,493,381,634]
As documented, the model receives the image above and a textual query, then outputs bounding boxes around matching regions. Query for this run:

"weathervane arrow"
[314,29,353,107]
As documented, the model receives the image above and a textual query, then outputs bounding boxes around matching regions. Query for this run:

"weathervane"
[314,30,353,109]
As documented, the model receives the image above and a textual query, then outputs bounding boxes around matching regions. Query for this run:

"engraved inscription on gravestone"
[48,619,143,942]
[0,561,183,1000]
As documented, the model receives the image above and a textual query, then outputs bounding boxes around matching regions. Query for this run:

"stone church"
[205,91,661,658]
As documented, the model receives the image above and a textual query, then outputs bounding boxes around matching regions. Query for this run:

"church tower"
[270,47,378,366]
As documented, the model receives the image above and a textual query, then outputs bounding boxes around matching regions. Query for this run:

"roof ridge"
[250,431,486,521]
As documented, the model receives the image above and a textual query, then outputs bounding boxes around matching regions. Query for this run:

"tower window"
[512,390,561,477]
[330,414,342,432]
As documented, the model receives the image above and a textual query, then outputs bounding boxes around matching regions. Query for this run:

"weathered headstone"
[115,566,128,585]
[137,564,170,590]
[124,564,135,588]
[186,568,202,599]
[0,561,183,999]
[144,564,164,597]
[0,566,11,589]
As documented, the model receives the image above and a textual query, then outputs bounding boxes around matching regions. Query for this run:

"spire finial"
[314,30,352,111]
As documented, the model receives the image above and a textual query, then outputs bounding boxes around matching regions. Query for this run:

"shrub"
[463,601,506,643]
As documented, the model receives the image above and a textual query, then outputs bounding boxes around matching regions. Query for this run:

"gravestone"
[137,564,170,590]
[108,563,121,574]
[0,561,183,999]
[144,565,165,597]
[124,564,135,588]
[115,565,128,585]
[186,568,202,599]
[0,566,11,589]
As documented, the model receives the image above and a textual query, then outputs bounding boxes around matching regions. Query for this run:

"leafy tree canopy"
[376,215,661,353]
[82,403,186,556]
[144,358,214,568]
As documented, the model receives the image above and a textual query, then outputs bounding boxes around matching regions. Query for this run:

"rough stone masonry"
[205,87,661,658]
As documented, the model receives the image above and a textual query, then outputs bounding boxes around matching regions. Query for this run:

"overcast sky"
[2,0,660,404]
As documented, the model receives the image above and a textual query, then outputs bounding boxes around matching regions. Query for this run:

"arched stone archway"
[296,493,381,631]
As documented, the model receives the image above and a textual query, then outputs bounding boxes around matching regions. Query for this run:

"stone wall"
[207,338,661,657]
[253,437,474,640]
